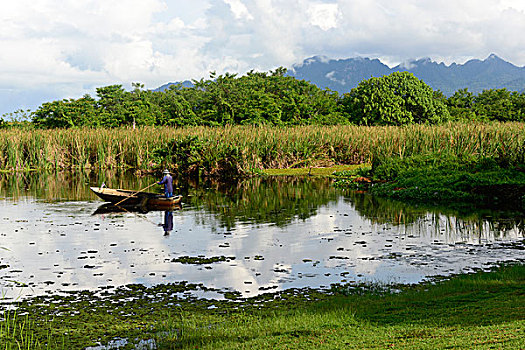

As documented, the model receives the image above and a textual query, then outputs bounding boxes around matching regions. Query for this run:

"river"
[0,171,523,300]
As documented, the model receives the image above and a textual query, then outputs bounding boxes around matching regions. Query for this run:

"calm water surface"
[0,171,523,300]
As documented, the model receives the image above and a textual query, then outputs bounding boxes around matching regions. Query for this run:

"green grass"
[262,164,361,176]
[3,264,523,349]
[0,307,67,349]
[356,154,525,210]
[154,264,525,349]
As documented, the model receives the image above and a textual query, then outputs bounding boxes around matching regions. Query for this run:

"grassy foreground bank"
[1,264,523,349]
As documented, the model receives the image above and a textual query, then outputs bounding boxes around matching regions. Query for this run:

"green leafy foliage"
[152,84,201,126]
[32,95,98,128]
[473,89,525,121]
[30,68,345,128]
[446,88,478,120]
[446,88,525,121]
[341,72,450,125]
[32,84,163,128]
[189,68,344,126]
[153,136,204,175]
[369,153,525,209]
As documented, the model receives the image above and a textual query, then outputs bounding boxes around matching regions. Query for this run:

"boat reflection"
[93,203,182,215]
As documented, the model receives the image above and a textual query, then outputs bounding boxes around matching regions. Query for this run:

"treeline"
[444,88,525,122]
[2,68,525,128]
[17,68,344,128]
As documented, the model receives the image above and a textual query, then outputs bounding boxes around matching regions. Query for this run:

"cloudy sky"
[2,0,525,116]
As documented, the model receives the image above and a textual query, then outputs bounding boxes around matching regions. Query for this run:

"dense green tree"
[472,89,525,122]
[32,96,97,128]
[151,85,200,126]
[510,91,525,121]
[446,88,477,120]
[192,72,239,125]
[341,72,450,126]
[188,68,343,126]
[95,85,129,127]
[232,70,283,125]
[127,82,163,126]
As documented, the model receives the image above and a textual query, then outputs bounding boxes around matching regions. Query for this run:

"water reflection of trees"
[0,170,161,201]
[0,172,341,229]
[2,171,523,240]
[188,176,340,230]
[348,191,429,226]
[348,191,525,240]
[422,214,524,243]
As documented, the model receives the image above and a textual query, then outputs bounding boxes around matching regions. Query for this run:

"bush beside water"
[327,122,525,209]
[367,155,525,207]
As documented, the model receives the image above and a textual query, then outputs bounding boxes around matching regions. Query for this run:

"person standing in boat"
[158,169,173,198]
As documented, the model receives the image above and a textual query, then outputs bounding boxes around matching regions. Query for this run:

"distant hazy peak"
[288,54,525,95]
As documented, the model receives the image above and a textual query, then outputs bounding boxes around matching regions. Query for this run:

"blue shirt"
[158,174,173,193]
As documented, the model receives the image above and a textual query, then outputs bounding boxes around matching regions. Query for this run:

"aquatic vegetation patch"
[0,302,69,349]
[170,255,236,265]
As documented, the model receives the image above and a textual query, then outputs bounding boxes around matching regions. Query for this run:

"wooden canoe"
[90,187,182,208]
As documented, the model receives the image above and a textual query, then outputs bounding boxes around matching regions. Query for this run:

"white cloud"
[500,0,525,12]
[0,0,168,85]
[326,71,346,85]
[2,0,525,115]
[308,3,340,30]
[224,0,254,20]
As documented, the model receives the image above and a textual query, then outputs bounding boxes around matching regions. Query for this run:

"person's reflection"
[162,210,173,235]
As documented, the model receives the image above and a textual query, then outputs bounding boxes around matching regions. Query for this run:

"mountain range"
[156,54,525,96]
[289,54,525,96]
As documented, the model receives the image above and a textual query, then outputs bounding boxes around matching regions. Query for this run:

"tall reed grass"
[0,122,523,173]
[1,307,41,349]
[0,306,69,349]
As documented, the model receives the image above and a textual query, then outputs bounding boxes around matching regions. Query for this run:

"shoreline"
[2,262,523,349]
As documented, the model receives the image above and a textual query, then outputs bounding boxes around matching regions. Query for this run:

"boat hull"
[90,187,182,208]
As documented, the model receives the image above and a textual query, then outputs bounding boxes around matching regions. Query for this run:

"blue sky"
[2,0,525,116]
